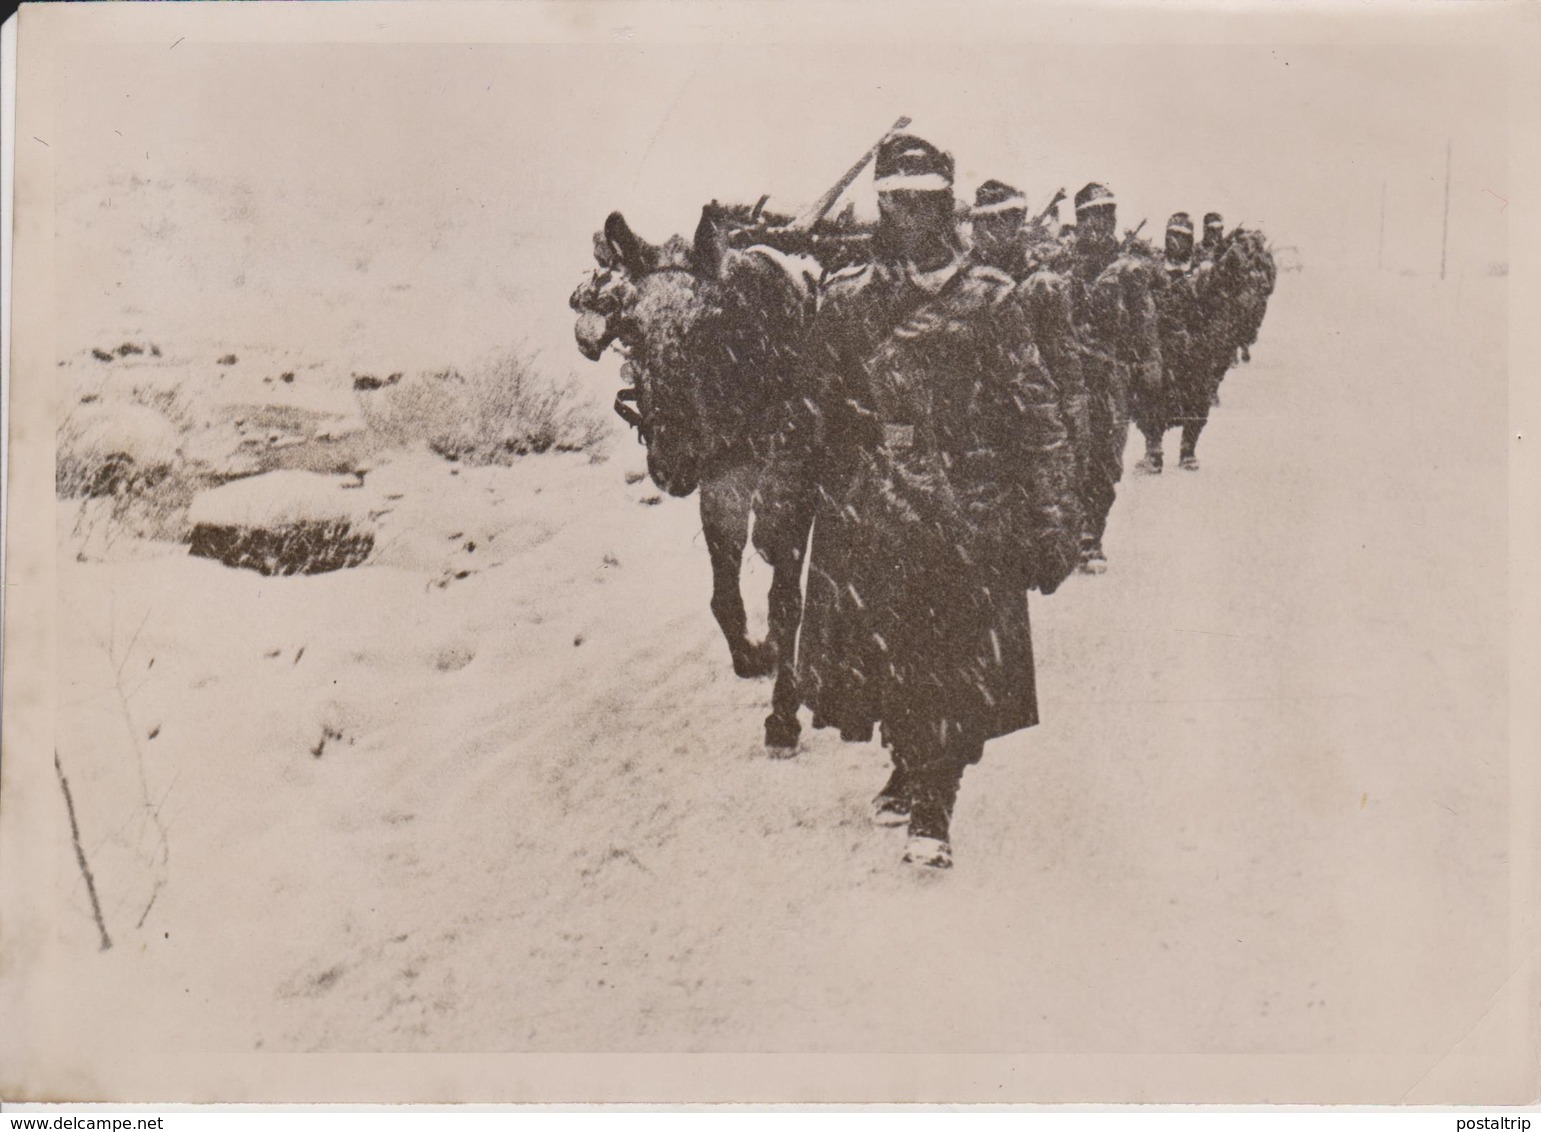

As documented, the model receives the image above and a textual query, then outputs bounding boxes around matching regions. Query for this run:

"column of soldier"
[750,132,1277,871]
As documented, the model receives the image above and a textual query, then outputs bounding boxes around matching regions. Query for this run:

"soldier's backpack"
[1210,228,1276,354]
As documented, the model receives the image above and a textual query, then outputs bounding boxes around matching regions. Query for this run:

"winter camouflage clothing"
[754,254,1080,748]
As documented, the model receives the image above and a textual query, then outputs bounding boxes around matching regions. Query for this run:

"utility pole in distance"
[1378,178,1387,271]
[1440,139,1452,281]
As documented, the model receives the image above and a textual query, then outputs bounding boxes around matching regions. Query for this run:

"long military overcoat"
[1149,258,1210,428]
[754,257,1079,743]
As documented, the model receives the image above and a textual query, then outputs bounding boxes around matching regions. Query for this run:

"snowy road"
[15,268,1516,1097]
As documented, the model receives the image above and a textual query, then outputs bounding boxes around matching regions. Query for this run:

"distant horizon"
[47,37,1509,385]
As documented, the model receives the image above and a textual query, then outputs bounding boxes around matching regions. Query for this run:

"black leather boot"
[903,759,965,870]
[872,762,911,827]
[1180,421,1203,470]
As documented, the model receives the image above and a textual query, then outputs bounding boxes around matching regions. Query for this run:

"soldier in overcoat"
[969,179,1090,508]
[1196,211,1225,266]
[1064,183,1162,573]
[753,136,1080,869]
[1137,211,1209,472]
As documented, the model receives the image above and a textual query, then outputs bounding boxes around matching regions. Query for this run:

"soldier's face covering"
[877,190,958,266]
[1166,231,1194,261]
[1078,204,1117,246]
[971,212,1027,271]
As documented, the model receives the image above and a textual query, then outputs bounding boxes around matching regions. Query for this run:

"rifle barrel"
[792,116,912,231]
[1029,188,1067,228]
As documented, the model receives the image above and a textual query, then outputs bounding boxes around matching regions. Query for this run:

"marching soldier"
[1196,211,1225,266]
[970,180,1090,505]
[968,179,1034,275]
[1064,182,1162,573]
[1137,211,1208,472]
[1191,211,1229,402]
[753,135,1080,869]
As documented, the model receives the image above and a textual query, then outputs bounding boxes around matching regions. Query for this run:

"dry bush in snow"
[358,348,608,465]
[58,390,203,554]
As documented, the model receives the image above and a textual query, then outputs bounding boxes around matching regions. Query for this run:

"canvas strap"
[859,262,977,450]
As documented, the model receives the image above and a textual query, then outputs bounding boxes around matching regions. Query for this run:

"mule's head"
[570,208,744,497]
[569,227,638,362]
[572,207,815,498]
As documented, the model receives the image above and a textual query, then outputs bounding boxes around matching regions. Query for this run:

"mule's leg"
[762,503,812,750]
[699,467,772,678]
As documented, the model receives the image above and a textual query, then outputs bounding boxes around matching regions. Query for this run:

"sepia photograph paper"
[1,0,1538,1106]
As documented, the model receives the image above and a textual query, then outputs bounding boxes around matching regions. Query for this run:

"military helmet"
[1074,182,1117,216]
[1203,211,1224,230]
[972,179,1029,217]
[1167,212,1195,236]
[874,134,955,193]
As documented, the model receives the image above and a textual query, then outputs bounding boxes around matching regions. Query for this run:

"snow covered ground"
[12,254,1513,1089]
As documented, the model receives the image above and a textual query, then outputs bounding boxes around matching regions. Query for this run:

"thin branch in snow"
[103,607,172,931]
[54,750,113,951]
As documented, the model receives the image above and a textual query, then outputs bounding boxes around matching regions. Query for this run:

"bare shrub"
[65,474,204,557]
[359,348,609,465]
[124,381,200,436]
[58,389,205,556]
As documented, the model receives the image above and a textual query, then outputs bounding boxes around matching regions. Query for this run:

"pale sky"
[49,30,1511,373]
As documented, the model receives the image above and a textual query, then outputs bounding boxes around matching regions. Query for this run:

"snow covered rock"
[187,471,375,576]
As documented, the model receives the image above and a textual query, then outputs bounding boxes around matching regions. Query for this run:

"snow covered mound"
[187,471,375,576]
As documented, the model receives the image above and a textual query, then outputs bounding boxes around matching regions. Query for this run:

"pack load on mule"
[701,116,914,273]
[711,196,875,274]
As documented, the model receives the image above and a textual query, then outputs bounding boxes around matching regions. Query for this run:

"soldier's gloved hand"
[1031,533,1079,596]
[1136,357,1163,391]
[1024,552,1065,596]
